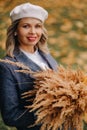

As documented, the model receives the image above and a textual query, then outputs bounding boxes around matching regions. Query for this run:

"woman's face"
[16,17,43,49]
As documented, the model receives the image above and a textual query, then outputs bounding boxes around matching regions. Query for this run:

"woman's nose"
[29,27,36,34]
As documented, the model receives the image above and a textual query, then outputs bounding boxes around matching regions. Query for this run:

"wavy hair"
[6,19,49,57]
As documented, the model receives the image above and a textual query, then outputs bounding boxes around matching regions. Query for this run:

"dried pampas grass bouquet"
[23,65,87,130]
[0,59,87,130]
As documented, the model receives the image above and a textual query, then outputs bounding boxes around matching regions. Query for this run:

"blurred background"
[0,0,87,129]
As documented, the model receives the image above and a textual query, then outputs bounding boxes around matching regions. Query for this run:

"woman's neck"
[19,46,36,53]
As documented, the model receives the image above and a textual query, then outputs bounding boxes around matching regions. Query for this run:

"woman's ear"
[14,32,17,36]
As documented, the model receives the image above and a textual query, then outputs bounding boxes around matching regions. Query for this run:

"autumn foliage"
[1,0,87,70]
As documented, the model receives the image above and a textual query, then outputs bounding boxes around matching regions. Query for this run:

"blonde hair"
[6,19,49,57]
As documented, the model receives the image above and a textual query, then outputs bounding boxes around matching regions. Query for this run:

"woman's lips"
[27,37,37,41]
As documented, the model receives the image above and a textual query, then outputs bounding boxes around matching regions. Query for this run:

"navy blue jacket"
[0,49,58,130]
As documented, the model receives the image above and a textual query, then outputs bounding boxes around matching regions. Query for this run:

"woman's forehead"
[19,17,42,24]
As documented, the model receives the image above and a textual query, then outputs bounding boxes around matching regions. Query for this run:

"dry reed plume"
[0,59,87,130]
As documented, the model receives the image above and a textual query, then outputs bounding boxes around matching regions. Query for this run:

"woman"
[0,3,58,130]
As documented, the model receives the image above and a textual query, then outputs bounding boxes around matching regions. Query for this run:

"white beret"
[10,3,48,22]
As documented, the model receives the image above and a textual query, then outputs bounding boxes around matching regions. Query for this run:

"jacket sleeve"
[0,62,35,128]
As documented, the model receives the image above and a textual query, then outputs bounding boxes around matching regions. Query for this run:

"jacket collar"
[13,48,57,71]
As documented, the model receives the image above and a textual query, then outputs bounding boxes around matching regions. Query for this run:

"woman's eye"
[36,25,42,28]
[23,25,29,28]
